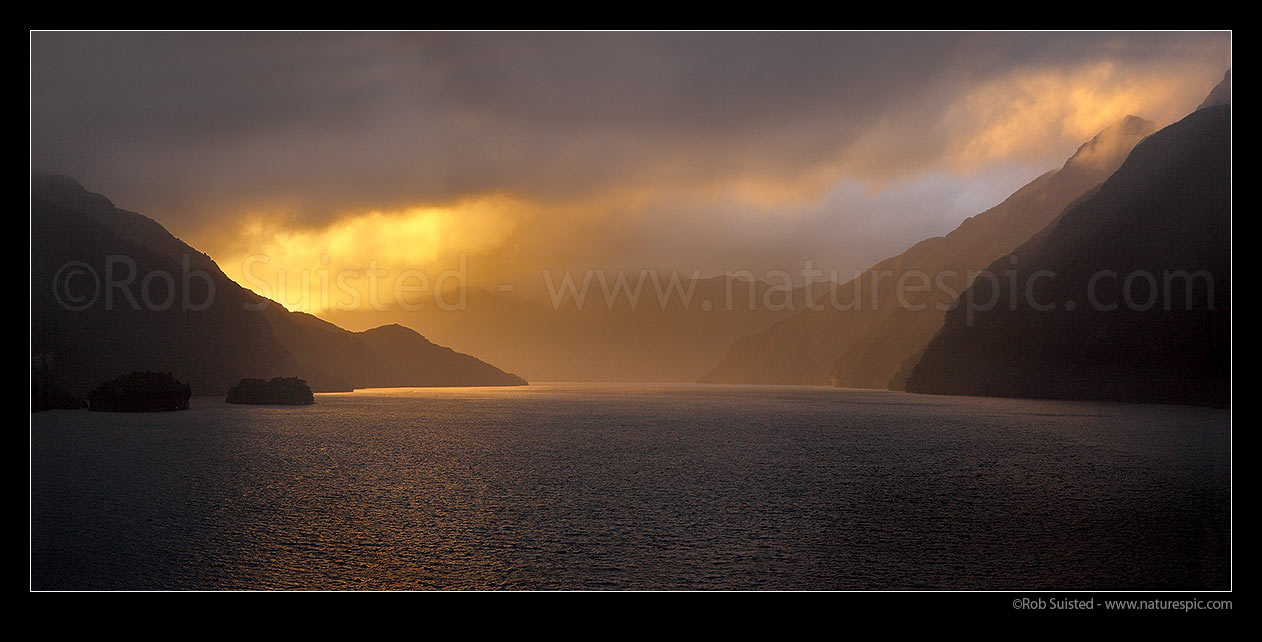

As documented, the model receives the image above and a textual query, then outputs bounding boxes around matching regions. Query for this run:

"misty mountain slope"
[702,115,1157,387]
[1198,69,1231,110]
[32,174,525,396]
[906,105,1230,406]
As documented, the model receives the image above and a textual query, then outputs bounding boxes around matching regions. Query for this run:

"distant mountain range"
[318,275,836,383]
[702,115,1158,388]
[31,174,524,407]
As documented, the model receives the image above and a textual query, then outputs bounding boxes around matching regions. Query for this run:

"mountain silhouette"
[262,308,525,387]
[906,105,1230,406]
[701,115,1156,388]
[31,174,524,399]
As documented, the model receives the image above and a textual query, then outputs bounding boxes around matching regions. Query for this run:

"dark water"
[31,384,1230,590]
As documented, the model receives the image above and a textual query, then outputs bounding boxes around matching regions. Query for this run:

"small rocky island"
[226,377,315,405]
[88,371,191,412]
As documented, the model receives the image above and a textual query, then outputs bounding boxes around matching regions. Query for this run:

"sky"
[31,31,1230,309]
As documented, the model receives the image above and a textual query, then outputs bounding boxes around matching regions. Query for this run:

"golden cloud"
[942,61,1208,170]
[216,196,525,311]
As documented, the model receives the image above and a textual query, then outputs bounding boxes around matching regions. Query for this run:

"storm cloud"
[31,31,1230,285]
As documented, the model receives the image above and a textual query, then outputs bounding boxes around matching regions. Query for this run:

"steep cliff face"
[907,106,1230,406]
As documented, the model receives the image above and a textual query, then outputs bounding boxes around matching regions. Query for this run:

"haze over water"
[31,384,1229,590]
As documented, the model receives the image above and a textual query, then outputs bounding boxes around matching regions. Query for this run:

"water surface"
[31,384,1231,590]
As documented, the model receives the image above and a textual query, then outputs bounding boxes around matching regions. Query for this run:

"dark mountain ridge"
[906,105,1230,406]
